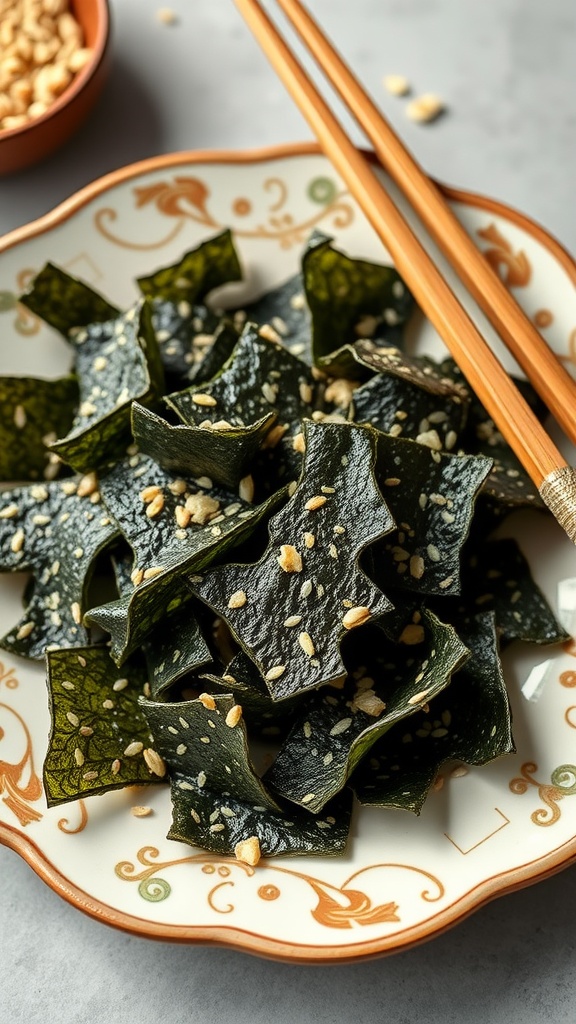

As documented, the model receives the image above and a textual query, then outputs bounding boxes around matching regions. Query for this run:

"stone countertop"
[1,2,575,1022]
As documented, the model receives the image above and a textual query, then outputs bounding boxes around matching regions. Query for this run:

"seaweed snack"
[1,229,568,865]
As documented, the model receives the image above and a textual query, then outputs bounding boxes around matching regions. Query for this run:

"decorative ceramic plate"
[1,143,575,962]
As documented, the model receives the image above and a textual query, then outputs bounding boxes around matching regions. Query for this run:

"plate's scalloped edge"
[1,141,576,961]
[0,141,575,285]
[2,818,576,962]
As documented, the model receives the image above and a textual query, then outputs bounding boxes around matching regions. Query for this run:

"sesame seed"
[131,805,152,817]
[227,590,247,609]
[299,381,313,404]
[197,770,207,788]
[143,566,165,580]
[113,678,129,692]
[284,615,302,627]
[293,432,306,453]
[191,393,217,407]
[225,704,243,728]
[123,740,143,758]
[190,808,201,824]
[399,624,425,645]
[234,836,261,866]
[259,324,283,345]
[10,529,24,553]
[305,495,327,511]
[277,544,303,573]
[341,606,371,630]
[300,579,313,598]
[0,504,19,519]
[265,665,286,681]
[198,692,217,710]
[261,381,279,404]
[143,748,167,776]
[82,771,98,782]
[298,631,315,657]
[16,621,35,640]
[408,689,431,705]
[330,718,352,736]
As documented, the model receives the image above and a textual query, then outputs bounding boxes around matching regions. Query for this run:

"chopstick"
[274,0,576,451]
[234,0,576,544]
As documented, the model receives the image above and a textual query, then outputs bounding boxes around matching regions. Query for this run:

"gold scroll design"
[0,702,43,826]
[0,268,40,336]
[509,762,576,826]
[560,638,576,729]
[476,224,531,287]
[94,174,354,252]
[115,846,444,930]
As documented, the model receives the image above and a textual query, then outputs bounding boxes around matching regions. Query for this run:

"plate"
[1,142,575,962]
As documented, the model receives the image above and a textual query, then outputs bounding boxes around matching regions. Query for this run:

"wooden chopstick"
[274,0,576,451]
[235,0,576,543]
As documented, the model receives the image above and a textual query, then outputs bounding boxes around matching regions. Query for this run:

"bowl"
[0,0,111,176]
[0,144,575,962]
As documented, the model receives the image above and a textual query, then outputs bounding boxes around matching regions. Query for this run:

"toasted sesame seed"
[303,532,315,549]
[79,726,93,737]
[191,392,217,407]
[74,747,85,766]
[197,770,207,788]
[277,544,303,573]
[409,555,425,579]
[238,475,254,502]
[198,692,217,710]
[399,624,425,645]
[408,689,431,705]
[143,566,165,580]
[102,699,115,710]
[235,835,261,866]
[124,741,144,757]
[140,484,162,504]
[82,771,98,782]
[298,631,315,657]
[227,589,247,609]
[342,606,371,630]
[131,805,152,817]
[299,381,313,404]
[66,712,81,729]
[143,748,167,777]
[10,528,24,553]
[145,493,165,518]
[283,615,302,627]
[305,495,327,511]
[190,808,201,824]
[0,504,19,519]
[111,759,121,775]
[113,677,129,692]
[328,543,338,559]
[300,579,313,598]
[427,544,441,562]
[293,432,306,453]
[225,704,243,728]
[330,718,352,736]
[265,665,286,681]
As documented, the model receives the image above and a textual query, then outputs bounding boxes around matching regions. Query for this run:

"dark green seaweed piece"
[18,262,120,338]
[87,451,287,663]
[351,612,514,812]
[137,229,242,304]
[439,357,546,518]
[0,478,118,659]
[366,432,492,597]
[239,273,312,363]
[201,649,305,735]
[302,235,414,364]
[150,298,241,387]
[166,322,319,439]
[264,608,469,814]
[432,536,570,646]
[132,401,274,491]
[189,421,395,700]
[350,349,469,451]
[44,646,165,805]
[142,694,352,857]
[0,375,78,482]
[48,300,165,473]
[143,602,212,699]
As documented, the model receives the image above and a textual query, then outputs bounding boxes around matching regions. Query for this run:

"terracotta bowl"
[0,0,111,176]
